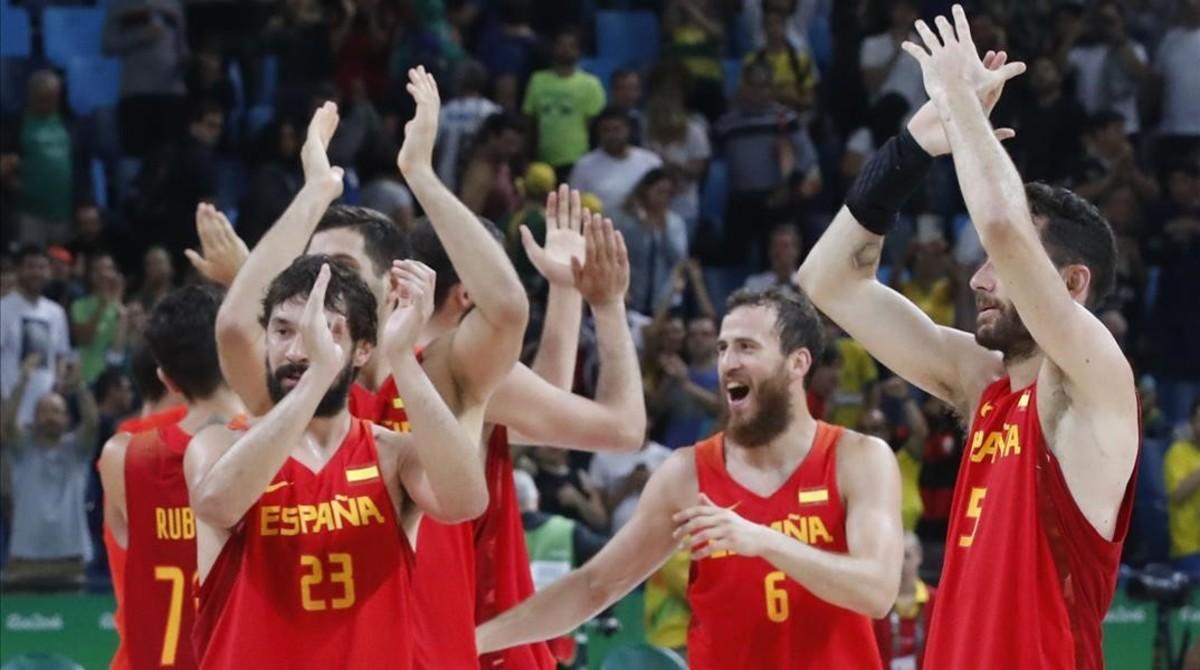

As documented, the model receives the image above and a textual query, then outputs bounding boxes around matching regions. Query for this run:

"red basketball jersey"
[922,379,1136,669]
[349,377,411,433]
[116,405,188,435]
[123,424,198,670]
[193,419,416,669]
[474,427,555,670]
[105,525,130,670]
[688,424,882,670]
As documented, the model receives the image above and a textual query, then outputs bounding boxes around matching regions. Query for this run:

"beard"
[266,358,356,418]
[725,367,794,448]
[974,300,1036,362]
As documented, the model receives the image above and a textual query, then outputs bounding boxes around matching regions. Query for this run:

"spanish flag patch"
[345,465,380,483]
[798,488,829,505]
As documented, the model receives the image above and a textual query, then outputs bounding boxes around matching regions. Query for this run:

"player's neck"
[182,388,245,433]
[729,408,819,471]
[1004,350,1043,390]
[305,409,353,454]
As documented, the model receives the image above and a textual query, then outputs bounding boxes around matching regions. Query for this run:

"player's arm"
[398,67,529,407]
[523,186,586,391]
[215,104,345,416]
[905,10,1135,408]
[674,434,903,618]
[382,261,488,522]
[190,266,347,528]
[97,433,130,548]
[795,52,1022,411]
[477,450,694,653]
[490,215,646,452]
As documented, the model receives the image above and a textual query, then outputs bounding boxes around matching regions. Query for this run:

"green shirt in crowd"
[19,113,72,223]
[522,68,606,168]
[70,296,119,383]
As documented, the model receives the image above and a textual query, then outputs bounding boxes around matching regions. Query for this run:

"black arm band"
[845,127,933,236]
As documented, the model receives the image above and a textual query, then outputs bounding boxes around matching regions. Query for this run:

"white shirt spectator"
[1068,42,1148,133]
[1154,27,1200,136]
[5,433,92,561]
[589,441,673,532]
[436,96,501,191]
[0,293,71,427]
[859,31,927,112]
[646,115,711,224]
[569,147,663,214]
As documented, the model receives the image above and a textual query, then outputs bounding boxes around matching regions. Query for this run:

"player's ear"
[352,340,373,369]
[156,367,182,395]
[454,284,472,311]
[789,348,812,382]
[1062,264,1091,304]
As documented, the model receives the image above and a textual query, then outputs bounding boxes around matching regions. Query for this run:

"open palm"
[522,184,586,287]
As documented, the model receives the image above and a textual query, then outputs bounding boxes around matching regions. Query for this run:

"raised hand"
[382,260,436,359]
[299,264,347,381]
[186,203,250,287]
[903,5,1025,106]
[301,101,345,197]
[572,212,630,307]
[397,66,441,176]
[521,184,586,287]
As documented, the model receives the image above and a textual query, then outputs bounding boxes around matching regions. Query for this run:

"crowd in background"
[1,0,1198,660]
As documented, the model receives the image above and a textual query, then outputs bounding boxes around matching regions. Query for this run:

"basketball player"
[187,256,486,668]
[795,6,1138,668]
[215,68,643,669]
[478,287,903,669]
[98,286,244,670]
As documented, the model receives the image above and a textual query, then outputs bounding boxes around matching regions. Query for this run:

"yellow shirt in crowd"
[1165,439,1200,558]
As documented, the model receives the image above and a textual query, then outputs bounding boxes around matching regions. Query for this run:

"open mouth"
[726,382,750,405]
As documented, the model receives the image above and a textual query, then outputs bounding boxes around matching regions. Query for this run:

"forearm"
[531,285,583,391]
[74,305,107,344]
[760,531,894,617]
[390,354,487,517]
[191,374,329,527]
[1169,469,1200,505]
[682,380,722,415]
[403,168,528,325]
[577,493,609,530]
[591,302,646,448]
[477,567,612,653]
[75,388,100,447]
[1,378,29,441]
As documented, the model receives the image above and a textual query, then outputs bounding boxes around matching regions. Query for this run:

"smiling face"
[717,305,808,448]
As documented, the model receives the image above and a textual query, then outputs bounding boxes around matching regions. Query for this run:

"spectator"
[650,315,722,449]
[262,0,335,119]
[0,354,98,587]
[873,533,937,670]
[238,119,304,248]
[1070,110,1160,204]
[610,69,646,145]
[133,246,175,310]
[1,70,78,246]
[436,60,502,191]
[0,256,15,298]
[322,83,383,170]
[743,6,819,115]
[330,0,398,104]
[186,43,236,121]
[663,0,728,121]
[914,396,965,583]
[869,377,928,531]
[530,446,608,532]
[743,0,823,54]
[615,170,688,316]
[103,0,190,158]
[459,112,527,222]
[805,345,841,421]
[523,27,606,180]
[859,0,925,112]
[840,93,910,182]
[475,0,543,111]
[570,109,663,215]
[644,548,692,657]
[70,253,127,384]
[1152,0,1200,167]
[0,246,71,429]
[744,224,802,291]
[1165,400,1200,575]
[715,62,820,265]
[67,204,126,280]
[892,234,959,328]
[1066,1,1150,134]
[1098,186,1147,345]
[505,162,556,293]
[643,80,711,229]
[43,245,84,310]
[827,319,880,431]
[1011,57,1088,184]
[589,437,673,532]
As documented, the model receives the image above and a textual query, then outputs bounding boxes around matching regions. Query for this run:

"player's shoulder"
[97,431,134,478]
[646,447,700,506]
[834,428,900,486]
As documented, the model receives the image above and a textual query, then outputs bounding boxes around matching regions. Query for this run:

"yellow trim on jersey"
[345,465,380,483]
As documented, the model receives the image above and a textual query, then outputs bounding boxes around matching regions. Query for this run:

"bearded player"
[796,6,1138,668]
[215,68,643,669]
[478,287,903,669]
[98,286,245,670]
[187,256,486,668]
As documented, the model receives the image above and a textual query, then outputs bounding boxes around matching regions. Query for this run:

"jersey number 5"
[958,487,987,548]
[300,553,356,611]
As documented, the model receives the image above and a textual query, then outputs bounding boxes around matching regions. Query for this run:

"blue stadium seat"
[700,159,728,226]
[0,5,32,58]
[600,644,687,670]
[43,7,106,68]
[722,58,741,99]
[91,157,108,209]
[66,56,120,116]
[730,11,753,59]
[256,55,278,106]
[579,57,620,96]
[808,12,834,73]
[596,11,660,69]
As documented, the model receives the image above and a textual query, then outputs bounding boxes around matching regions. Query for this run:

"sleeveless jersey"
[349,378,411,433]
[105,525,130,670]
[116,405,188,436]
[193,419,416,669]
[922,379,1136,669]
[124,424,198,670]
[688,424,881,670]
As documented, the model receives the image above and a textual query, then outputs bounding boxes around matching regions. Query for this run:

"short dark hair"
[476,111,528,141]
[408,216,504,310]
[1025,182,1117,308]
[725,286,825,359]
[1085,109,1125,136]
[146,285,226,401]
[453,59,489,96]
[94,367,128,404]
[611,68,639,84]
[313,204,411,277]
[595,106,632,129]
[129,342,167,404]
[260,254,378,345]
[15,244,47,264]
[189,98,224,124]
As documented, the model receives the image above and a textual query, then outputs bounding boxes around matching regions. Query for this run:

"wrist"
[589,298,627,319]
[302,178,341,203]
[399,163,436,184]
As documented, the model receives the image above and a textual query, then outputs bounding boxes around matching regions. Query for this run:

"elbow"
[612,408,647,453]
[441,491,489,524]
[859,570,901,619]
[498,284,530,329]
[861,595,894,620]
